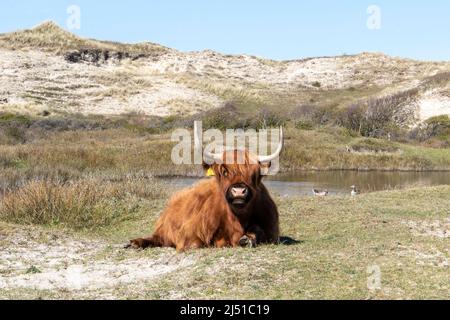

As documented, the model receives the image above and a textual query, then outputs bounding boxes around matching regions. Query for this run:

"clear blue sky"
[0,0,449,61]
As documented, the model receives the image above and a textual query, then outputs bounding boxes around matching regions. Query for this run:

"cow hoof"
[123,243,131,249]
[239,235,255,248]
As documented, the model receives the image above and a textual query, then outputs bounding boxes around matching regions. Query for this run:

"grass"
[0,114,450,197]
[0,185,448,299]
[0,111,447,300]
[0,177,167,230]
[0,110,448,299]
[0,21,168,57]
[349,138,400,153]
[281,127,450,171]
[0,20,449,299]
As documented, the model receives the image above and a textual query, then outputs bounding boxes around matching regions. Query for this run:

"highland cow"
[126,125,283,252]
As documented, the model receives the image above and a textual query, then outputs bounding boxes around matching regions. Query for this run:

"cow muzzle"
[226,183,252,207]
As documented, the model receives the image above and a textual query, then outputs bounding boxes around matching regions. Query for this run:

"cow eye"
[221,167,229,177]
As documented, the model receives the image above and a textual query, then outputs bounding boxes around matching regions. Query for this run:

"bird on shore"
[312,189,328,197]
[351,185,358,196]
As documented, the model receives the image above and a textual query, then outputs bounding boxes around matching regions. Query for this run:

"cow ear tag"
[206,168,215,177]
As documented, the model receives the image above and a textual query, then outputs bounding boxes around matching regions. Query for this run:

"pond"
[163,171,450,197]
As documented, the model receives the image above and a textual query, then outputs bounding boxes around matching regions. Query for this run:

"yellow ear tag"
[206,168,215,177]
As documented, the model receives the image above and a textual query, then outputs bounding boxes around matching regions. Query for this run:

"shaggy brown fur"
[127,150,279,252]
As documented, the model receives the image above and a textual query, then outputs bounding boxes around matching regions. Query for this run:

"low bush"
[0,176,167,230]
[350,138,399,153]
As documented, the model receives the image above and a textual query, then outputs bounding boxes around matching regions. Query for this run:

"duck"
[312,189,328,197]
[351,185,358,196]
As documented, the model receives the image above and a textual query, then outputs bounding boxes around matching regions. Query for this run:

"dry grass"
[1,185,449,299]
[0,176,167,230]
[0,21,449,300]
[173,75,266,112]
[0,118,448,251]
[282,127,450,171]
[0,21,168,57]
[1,116,450,198]
[0,110,448,300]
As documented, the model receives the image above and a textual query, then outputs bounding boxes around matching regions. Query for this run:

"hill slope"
[0,21,449,122]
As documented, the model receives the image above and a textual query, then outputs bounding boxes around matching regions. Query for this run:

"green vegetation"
[25,266,42,274]
[349,138,399,153]
[0,186,449,299]
[0,113,32,125]
[419,115,450,148]
[0,21,448,300]
[0,109,449,197]
[0,109,448,300]
[0,177,167,230]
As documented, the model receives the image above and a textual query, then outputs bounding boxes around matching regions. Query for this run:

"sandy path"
[0,223,194,296]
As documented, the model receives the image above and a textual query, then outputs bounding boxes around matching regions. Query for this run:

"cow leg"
[176,237,204,252]
[125,235,163,249]
[238,234,257,248]
[250,221,280,245]
[239,225,268,247]
[214,237,229,248]
[225,216,246,248]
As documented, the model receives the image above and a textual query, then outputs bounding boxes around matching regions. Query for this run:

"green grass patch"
[0,184,449,299]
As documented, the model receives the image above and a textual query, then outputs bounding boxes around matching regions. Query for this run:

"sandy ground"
[1,216,448,298]
[0,49,223,117]
[1,43,449,121]
[418,89,450,121]
[0,223,194,296]
[402,218,450,239]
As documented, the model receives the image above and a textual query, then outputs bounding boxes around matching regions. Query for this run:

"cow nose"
[231,185,248,198]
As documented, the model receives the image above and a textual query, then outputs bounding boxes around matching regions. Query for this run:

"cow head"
[194,124,283,214]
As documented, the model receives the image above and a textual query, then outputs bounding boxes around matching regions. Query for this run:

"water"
[163,171,450,197]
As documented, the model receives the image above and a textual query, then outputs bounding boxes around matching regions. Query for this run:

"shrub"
[425,115,450,135]
[253,108,286,129]
[0,177,167,230]
[292,104,336,126]
[420,72,450,90]
[339,89,418,137]
[192,103,251,130]
[409,115,450,145]
[337,103,367,134]
[295,120,314,130]
[0,113,32,125]
[5,127,27,143]
[350,138,399,153]
[311,105,337,125]
[292,104,316,120]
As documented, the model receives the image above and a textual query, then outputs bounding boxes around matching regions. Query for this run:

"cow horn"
[194,121,222,163]
[258,127,284,163]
